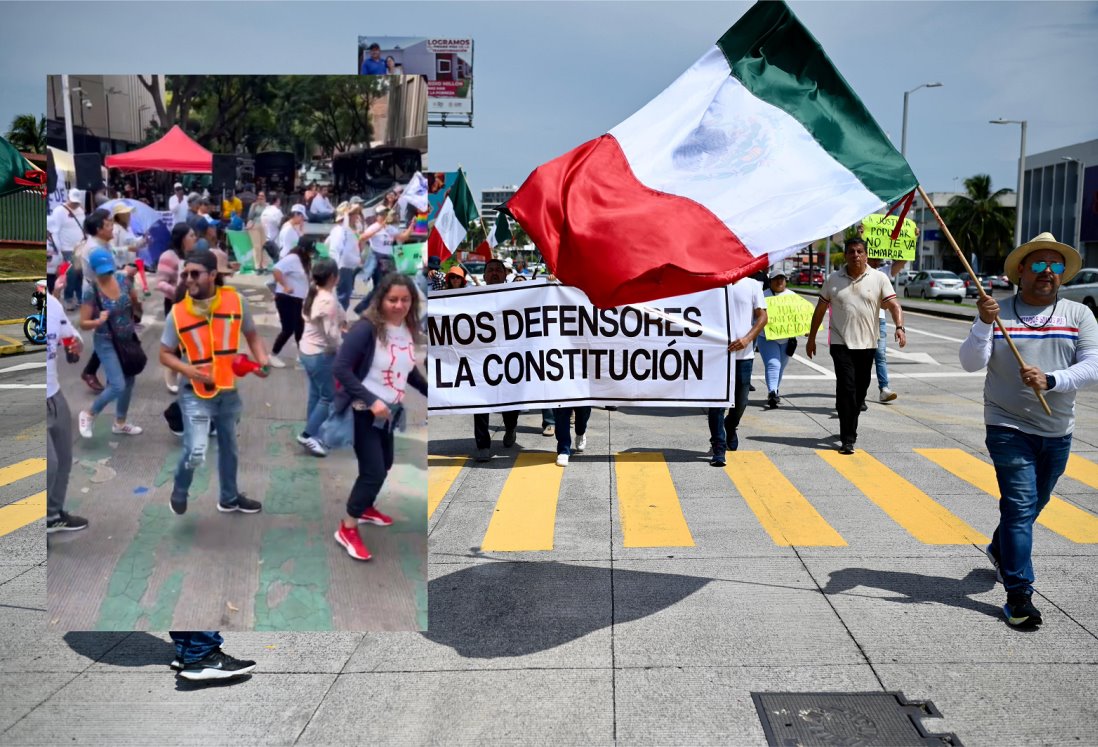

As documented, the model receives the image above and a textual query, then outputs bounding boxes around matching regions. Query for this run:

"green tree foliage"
[942,174,1015,260]
[5,114,45,153]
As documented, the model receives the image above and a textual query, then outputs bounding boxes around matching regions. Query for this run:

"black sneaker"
[170,493,188,516]
[46,512,89,533]
[839,442,855,455]
[767,392,779,409]
[502,426,517,448]
[169,658,183,671]
[218,494,262,514]
[1003,592,1042,628]
[985,544,1004,584]
[859,402,868,412]
[177,648,256,681]
[710,452,726,467]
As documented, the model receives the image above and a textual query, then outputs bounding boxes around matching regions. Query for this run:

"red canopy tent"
[104,125,213,173]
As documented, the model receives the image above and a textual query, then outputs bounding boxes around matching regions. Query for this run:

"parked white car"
[1059,267,1098,316]
[903,270,965,302]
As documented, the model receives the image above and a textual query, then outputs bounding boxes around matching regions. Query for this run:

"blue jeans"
[554,406,591,455]
[874,316,890,389]
[336,267,358,310]
[542,408,554,428]
[169,631,223,663]
[985,425,1072,594]
[707,359,753,453]
[757,335,789,395]
[172,388,243,504]
[90,334,135,420]
[300,352,336,438]
[64,260,82,303]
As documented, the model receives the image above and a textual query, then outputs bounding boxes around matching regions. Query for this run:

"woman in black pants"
[268,237,316,368]
[331,272,427,561]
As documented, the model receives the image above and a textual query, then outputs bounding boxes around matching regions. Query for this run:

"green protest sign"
[861,214,916,261]
[764,293,814,339]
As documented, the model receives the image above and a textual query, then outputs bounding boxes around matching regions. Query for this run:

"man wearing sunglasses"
[960,232,1098,629]
[160,250,272,517]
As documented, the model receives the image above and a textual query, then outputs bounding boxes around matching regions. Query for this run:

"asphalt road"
[2,309,1097,744]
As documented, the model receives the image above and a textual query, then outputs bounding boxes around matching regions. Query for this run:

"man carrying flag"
[506,0,917,309]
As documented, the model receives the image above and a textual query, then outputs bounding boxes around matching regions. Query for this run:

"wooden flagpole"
[915,185,1051,416]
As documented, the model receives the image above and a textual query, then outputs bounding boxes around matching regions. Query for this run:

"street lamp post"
[1061,157,1085,252]
[901,82,941,270]
[990,119,1027,248]
[103,86,129,156]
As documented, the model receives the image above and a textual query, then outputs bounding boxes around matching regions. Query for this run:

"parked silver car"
[1059,267,1098,316]
[903,270,965,302]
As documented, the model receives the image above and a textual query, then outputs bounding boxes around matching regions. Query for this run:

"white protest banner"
[428,280,733,415]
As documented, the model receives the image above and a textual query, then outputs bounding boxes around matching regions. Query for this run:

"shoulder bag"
[97,279,148,377]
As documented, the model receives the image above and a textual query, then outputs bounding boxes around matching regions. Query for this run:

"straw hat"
[111,203,135,217]
[334,201,352,219]
[1004,232,1081,285]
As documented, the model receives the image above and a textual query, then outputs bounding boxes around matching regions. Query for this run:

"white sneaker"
[879,388,898,403]
[268,355,286,369]
[575,434,587,452]
[556,453,569,467]
[78,410,94,439]
[111,422,143,436]
[301,436,328,457]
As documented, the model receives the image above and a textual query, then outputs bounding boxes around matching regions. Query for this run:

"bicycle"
[24,280,47,345]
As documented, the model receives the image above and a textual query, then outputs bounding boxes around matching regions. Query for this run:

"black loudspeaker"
[211,154,237,191]
[74,152,103,190]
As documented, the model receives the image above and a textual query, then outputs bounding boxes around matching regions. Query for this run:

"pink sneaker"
[334,524,371,561]
[358,506,393,527]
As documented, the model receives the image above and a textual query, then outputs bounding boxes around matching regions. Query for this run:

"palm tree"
[5,114,45,154]
[941,174,1015,262]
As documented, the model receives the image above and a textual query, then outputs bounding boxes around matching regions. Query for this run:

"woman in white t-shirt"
[268,238,316,368]
[758,271,797,408]
[111,205,150,296]
[330,272,427,562]
[296,258,342,456]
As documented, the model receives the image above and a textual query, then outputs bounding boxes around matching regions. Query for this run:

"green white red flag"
[427,169,478,261]
[473,215,513,259]
[506,0,918,307]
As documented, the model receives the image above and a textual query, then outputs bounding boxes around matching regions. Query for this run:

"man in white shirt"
[260,194,284,266]
[706,277,767,467]
[47,189,87,309]
[168,182,189,225]
[46,292,89,533]
[278,204,308,259]
[307,185,335,223]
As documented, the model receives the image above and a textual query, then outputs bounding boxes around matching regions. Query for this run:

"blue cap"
[88,247,116,276]
[195,238,210,252]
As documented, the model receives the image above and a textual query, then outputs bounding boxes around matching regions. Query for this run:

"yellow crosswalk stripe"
[724,452,846,546]
[0,458,46,488]
[0,491,45,537]
[428,455,468,519]
[615,453,695,548]
[1065,454,1098,491]
[819,450,988,544]
[916,448,1098,543]
[481,452,563,551]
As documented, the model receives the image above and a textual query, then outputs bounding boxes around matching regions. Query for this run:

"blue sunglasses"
[1030,261,1065,274]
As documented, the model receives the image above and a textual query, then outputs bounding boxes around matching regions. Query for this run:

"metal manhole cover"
[751,691,961,746]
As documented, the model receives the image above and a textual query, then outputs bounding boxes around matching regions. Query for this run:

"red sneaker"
[358,506,394,527]
[334,525,372,561]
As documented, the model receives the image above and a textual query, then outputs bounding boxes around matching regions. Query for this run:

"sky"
[2,0,1096,201]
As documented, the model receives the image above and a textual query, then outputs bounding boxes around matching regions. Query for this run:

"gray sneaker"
[879,387,898,403]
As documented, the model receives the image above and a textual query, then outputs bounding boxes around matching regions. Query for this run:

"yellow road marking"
[615,453,695,548]
[481,452,563,551]
[428,455,467,519]
[0,491,45,537]
[725,452,846,546]
[0,459,46,488]
[819,450,988,544]
[917,448,1098,543]
[1065,454,1098,491]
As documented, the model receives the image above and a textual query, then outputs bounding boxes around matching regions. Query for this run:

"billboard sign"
[359,37,473,126]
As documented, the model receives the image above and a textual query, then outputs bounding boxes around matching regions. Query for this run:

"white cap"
[67,188,85,204]
[291,204,308,217]
[173,182,184,190]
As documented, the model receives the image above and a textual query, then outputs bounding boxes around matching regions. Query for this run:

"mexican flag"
[427,169,478,261]
[507,0,917,308]
[0,136,44,199]
[473,215,512,259]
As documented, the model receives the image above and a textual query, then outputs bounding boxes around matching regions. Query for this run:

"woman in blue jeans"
[77,247,144,439]
[297,258,342,456]
[757,271,796,409]
[554,406,592,467]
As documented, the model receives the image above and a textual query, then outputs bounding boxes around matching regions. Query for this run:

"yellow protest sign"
[862,214,917,260]
[764,292,814,339]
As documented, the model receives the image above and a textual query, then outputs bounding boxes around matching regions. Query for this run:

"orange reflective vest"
[173,286,244,399]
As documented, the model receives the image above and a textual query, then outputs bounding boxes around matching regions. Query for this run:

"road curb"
[791,286,978,322]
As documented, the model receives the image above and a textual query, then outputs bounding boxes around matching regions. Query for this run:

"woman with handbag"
[77,247,146,438]
[757,270,797,409]
[330,272,427,561]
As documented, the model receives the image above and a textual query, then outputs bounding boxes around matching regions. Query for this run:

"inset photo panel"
[358,37,474,128]
[45,73,429,632]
